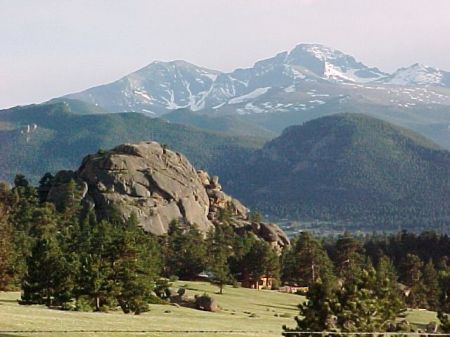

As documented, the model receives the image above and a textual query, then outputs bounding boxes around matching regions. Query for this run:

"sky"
[1,0,450,109]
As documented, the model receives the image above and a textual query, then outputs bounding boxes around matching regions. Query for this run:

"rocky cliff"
[48,141,289,250]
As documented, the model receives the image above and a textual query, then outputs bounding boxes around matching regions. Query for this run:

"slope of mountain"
[0,101,263,183]
[63,43,450,117]
[225,113,450,230]
[60,43,450,151]
[380,63,450,87]
[162,108,276,139]
[66,60,220,115]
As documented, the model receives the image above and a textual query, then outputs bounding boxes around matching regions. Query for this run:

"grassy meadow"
[0,281,438,337]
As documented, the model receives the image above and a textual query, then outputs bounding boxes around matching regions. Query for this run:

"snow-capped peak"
[286,43,387,83]
[380,63,450,87]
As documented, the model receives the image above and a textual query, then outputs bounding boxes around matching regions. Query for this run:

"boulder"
[195,295,219,312]
[76,142,214,235]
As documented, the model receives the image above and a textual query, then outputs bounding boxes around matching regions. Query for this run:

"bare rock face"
[77,142,213,235]
[48,141,289,249]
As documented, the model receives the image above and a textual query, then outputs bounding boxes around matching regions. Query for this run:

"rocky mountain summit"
[64,43,450,116]
[47,141,289,250]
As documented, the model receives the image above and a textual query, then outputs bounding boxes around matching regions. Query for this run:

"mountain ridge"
[63,43,450,117]
[226,113,450,230]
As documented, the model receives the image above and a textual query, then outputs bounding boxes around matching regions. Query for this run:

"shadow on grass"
[255,303,298,311]
[0,334,27,337]
[0,298,18,303]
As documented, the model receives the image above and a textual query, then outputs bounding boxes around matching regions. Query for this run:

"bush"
[147,295,168,305]
[98,305,111,313]
[169,275,179,282]
[75,296,93,312]
[61,300,76,311]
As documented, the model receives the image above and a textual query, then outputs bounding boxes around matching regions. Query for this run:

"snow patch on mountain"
[64,43,450,116]
[381,64,449,86]
[228,87,271,104]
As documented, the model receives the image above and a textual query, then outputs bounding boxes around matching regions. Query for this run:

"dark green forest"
[0,173,449,332]
[0,101,263,183]
[229,113,450,231]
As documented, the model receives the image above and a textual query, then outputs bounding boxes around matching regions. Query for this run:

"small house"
[241,275,274,290]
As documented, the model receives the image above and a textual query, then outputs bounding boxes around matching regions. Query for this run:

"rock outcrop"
[48,141,289,249]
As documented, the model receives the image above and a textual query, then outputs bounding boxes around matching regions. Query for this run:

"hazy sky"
[1,0,450,108]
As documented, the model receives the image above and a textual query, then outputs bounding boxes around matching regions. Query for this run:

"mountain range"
[62,43,450,151]
[65,44,450,116]
[2,42,450,231]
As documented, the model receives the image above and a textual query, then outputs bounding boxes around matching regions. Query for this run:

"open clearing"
[0,281,438,337]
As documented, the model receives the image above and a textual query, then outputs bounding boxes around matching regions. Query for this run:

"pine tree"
[114,214,162,314]
[165,220,208,279]
[333,232,364,281]
[375,256,406,321]
[401,253,426,308]
[37,173,54,203]
[9,176,39,285]
[439,271,450,313]
[0,182,13,289]
[207,224,234,294]
[240,240,280,288]
[21,204,74,306]
[283,279,338,336]
[422,259,440,310]
[75,218,117,311]
[285,258,406,336]
[282,231,335,287]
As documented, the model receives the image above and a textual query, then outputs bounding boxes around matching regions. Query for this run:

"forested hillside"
[0,101,263,183]
[228,113,450,230]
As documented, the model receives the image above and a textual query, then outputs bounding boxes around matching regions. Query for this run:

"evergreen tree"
[285,259,406,336]
[21,204,74,306]
[283,279,338,336]
[282,231,335,287]
[9,176,39,284]
[207,224,234,294]
[0,182,13,289]
[422,259,440,309]
[375,256,406,322]
[439,271,450,313]
[165,220,208,279]
[114,214,162,314]
[333,232,364,281]
[240,240,280,288]
[37,172,54,203]
[400,253,426,307]
[76,218,117,311]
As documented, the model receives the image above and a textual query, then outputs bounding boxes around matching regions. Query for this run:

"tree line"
[0,174,279,313]
[0,173,449,332]
[282,231,450,334]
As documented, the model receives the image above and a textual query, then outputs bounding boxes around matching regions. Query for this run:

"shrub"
[169,275,179,282]
[75,297,93,312]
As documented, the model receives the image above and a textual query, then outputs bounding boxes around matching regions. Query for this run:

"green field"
[0,281,438,337]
